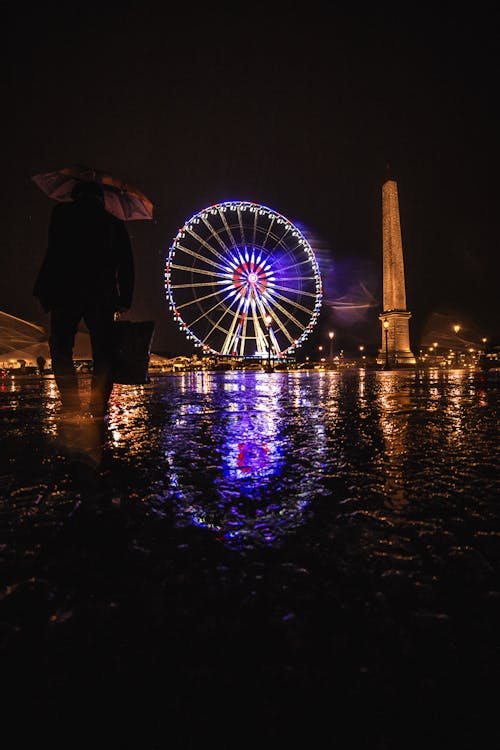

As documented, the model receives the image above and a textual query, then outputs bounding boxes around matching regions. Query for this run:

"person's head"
[71,181,104,204]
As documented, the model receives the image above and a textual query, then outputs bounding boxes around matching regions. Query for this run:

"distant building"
[0,310,51,368]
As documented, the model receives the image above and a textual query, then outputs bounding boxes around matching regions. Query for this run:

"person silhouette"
[36,355,46,375]
[33,180,134,419]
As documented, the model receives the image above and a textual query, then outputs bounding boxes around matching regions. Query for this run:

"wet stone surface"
[1,369,499,748]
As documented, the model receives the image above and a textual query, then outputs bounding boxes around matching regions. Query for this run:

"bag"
[112,320,155,385]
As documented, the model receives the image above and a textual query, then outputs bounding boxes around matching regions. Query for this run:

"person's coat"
[33,197,134,313]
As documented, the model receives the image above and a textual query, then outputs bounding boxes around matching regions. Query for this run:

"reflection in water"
[2,368,497,559]
[107,385,152,453]
[376,371,412,509]
[221,411,282,480]
[219,372,284,481]
[2,367,498,750]
[157,372,328,550]
[38,377,60,438]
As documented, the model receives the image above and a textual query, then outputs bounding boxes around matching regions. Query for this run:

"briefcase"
[112,320,155,385]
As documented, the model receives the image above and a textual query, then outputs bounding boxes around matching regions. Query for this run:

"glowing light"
[165,200,322,358]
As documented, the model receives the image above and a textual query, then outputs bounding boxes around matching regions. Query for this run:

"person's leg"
[49,307,82,411]
[85,307,115,418]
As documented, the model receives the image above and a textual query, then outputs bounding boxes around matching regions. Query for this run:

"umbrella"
[31,165,153,221]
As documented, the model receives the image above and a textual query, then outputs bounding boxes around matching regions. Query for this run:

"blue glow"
[165,201,323,356]
[158,372,326,551]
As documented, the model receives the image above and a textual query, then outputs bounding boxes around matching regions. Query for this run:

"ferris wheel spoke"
[275,258,313,274]
[265,290,305,326]
[269,281,318,299]
[271,225,294,250]
[253,300,272,352]
[200,216,231,253]
[231,292,253,355]
[176,285,236,311]
[170,280,234,290]
[277,273,318,283]
[218,296,247,354]
[221,309,244,355]
[175,245,230,273]
[264,293,306,333]
[267,288,317,316]
[269,327,282,353]
[261,215,276,249]
[236,206,246,245]
[217,207,238,248]
[276,238,301,254]
[258,301,295,347]
[170,280,227,291]
[253,296,291,350]
[252,210,258,247]
[259,225,295,251]
[185,227,229,264]
[268,315,295,347]
[169,264,232,279]
[225,287,256,355]
[239,304,251,357]
[250,301,268,354]
[189,288,241,329]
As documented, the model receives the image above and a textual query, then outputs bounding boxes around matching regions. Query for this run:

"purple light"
[165,200,323,356]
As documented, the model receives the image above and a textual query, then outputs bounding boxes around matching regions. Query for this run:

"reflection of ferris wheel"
[165,201,322,358]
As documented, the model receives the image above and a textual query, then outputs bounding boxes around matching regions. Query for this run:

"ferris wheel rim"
[165,200,322,357]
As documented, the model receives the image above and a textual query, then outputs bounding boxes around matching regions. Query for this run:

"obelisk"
[377,177,416,366]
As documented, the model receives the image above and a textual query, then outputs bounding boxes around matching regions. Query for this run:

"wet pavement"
[1,369,499,749]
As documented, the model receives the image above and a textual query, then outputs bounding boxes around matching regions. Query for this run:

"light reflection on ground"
[0,368,498,554]
[1,367,499,746]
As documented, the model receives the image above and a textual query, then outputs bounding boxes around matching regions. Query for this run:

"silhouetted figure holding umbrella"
[33,180,134,418]
[36,355,46,375]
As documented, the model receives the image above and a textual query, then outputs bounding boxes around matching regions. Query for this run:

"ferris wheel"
[165,200,322,358]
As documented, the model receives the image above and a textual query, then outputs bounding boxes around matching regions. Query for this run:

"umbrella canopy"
[32,165,153,221]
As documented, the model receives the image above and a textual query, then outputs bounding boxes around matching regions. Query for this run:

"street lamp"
[453,323,461,367]
[383,319,390,370]
[431,341,439,367]
[328,331,334,365]
[265,315,273,372]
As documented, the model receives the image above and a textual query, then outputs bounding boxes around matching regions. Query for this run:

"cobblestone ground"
[1,370,499,749]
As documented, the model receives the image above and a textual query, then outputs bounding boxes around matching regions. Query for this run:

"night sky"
[2,3,497,356]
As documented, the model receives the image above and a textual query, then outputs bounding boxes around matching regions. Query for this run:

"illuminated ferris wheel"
[165,201,322,358]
